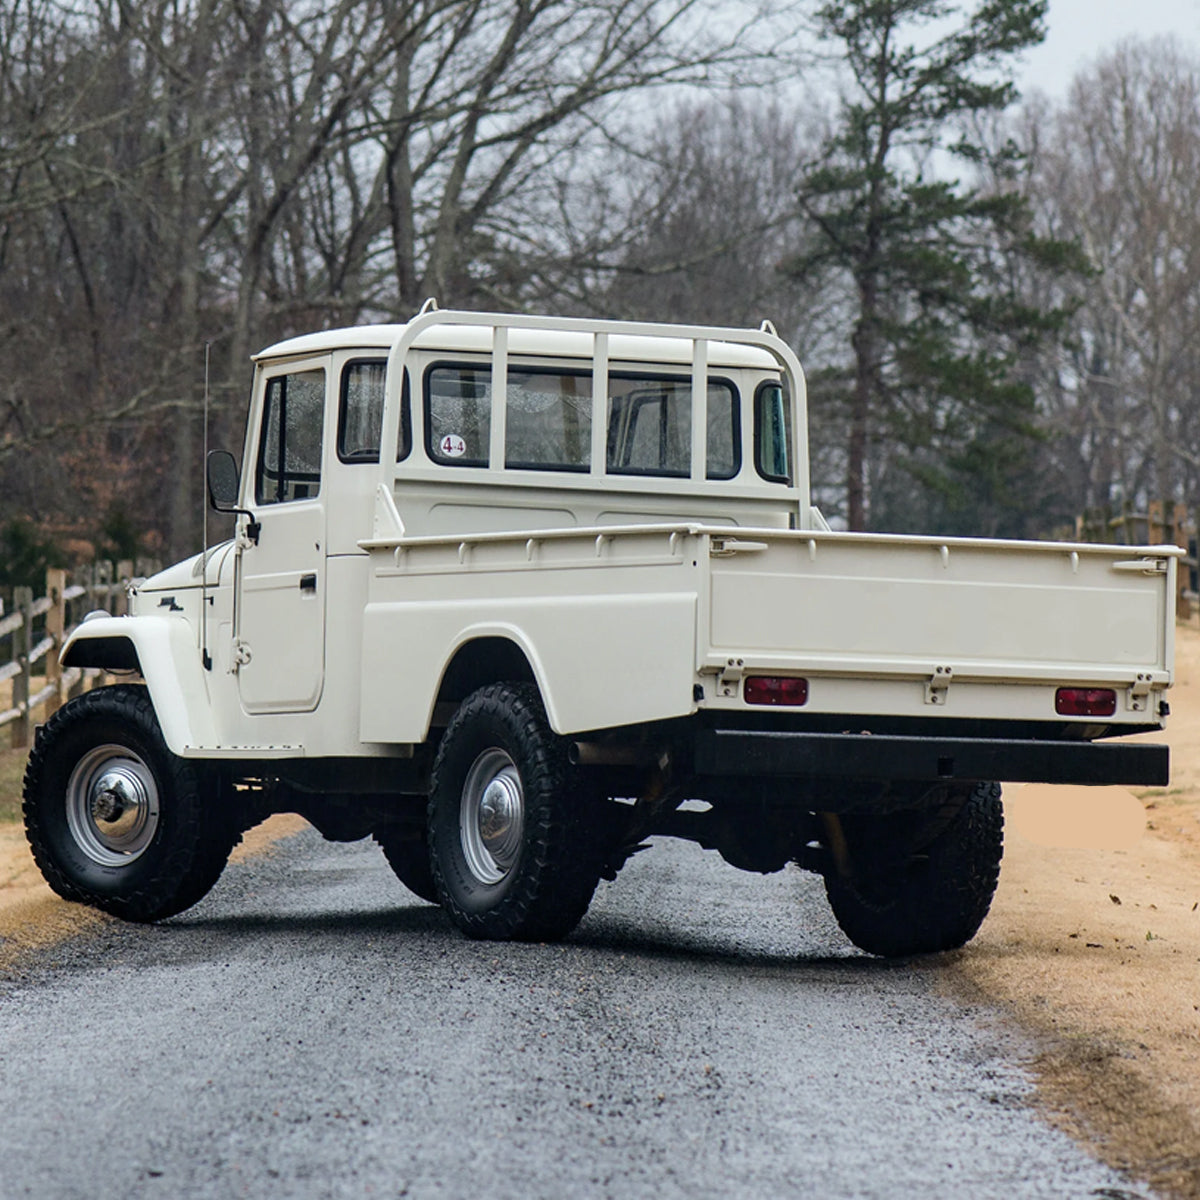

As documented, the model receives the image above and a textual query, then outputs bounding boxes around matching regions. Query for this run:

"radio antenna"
[200,342,212,671]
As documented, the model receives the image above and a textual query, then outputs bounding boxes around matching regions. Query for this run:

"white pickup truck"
[24,309,1175,956]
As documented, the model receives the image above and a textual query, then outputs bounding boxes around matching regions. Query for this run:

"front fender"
[61,616,217,754]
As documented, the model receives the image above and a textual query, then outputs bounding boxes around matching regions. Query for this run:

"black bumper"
[693,729,1168,787]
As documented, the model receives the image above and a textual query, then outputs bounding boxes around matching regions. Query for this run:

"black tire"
[375,829,439,904]
[428,682,600,941]
[22,685,237,923]
[824,782,1004,957]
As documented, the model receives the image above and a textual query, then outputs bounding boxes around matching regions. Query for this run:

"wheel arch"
[60,616,218,754]
[431,632,545,729]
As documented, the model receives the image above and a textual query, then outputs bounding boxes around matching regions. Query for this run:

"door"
[237,358,328,713]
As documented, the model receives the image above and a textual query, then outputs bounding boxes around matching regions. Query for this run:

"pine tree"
[792,0,1081,533]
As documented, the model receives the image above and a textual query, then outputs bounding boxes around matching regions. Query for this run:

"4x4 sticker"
[440,434,466,458]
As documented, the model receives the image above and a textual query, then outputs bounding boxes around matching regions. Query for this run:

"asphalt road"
[0,829,1148,1200]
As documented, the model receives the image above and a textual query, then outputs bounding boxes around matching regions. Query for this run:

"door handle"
[299,572,317,592]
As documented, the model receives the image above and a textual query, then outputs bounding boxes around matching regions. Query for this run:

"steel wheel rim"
[65,744,160,867]
[460,748,524,885]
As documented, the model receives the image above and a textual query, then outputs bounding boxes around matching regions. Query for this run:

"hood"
[137,541,235,592]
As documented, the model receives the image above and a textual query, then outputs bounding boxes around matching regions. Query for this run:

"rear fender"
[60,616,217,754]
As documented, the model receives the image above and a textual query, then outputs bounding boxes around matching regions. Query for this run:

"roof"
[254,319,781,370]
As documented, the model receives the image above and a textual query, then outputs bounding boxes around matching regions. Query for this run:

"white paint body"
[63,311,1177,759]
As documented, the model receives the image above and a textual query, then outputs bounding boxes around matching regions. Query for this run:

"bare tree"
[0,0,801,560]
[1022,39,1200,524]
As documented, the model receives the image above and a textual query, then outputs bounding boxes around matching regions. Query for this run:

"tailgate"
[702,530,1176,721]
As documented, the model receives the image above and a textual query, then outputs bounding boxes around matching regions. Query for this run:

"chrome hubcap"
[460,748,524,884]
[66,745,160,867]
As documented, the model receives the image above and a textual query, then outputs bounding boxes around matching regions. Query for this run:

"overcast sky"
[1018,0,1200,96]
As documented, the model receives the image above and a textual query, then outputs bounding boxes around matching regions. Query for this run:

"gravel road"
[0,829,1149,1200]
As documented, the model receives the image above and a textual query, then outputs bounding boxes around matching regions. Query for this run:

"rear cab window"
[424,362,740,479]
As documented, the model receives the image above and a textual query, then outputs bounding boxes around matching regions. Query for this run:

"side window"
[754,380,791,483]
[427,366,490,466]
[505,369,591,471]
[607,376,738,480]
[255,368,325,505]
[338,360,411,463]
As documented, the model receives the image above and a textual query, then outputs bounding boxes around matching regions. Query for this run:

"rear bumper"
[693,729,1168,787]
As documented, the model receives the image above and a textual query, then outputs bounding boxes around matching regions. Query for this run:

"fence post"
[117,559,134,615]
[67,563,90,699]
[12,585,33,749]
[45,567,67,716]
[97,560,114,614]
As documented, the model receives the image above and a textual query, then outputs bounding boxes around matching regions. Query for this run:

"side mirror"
[206,449,260,544]
[206,449,241,511]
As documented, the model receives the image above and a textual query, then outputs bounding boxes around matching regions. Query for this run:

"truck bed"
[359,523,1176,753]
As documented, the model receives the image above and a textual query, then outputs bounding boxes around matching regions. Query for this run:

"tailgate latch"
[1111,558,1169,575]
[709,538,769,557]
[925,665,952,705]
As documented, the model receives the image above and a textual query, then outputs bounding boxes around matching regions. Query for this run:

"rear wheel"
[428,682,600,941]
[23,685,237,922]
[824,782,1004,957]
[375,829,439,904]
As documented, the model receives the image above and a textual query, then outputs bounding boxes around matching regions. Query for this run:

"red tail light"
[1055,687,1117,717]
[744,676,808,706]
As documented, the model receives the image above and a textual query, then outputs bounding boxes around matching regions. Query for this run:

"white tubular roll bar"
[374,309,811,538]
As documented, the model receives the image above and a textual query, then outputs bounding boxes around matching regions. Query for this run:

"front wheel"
[23,685,237,922]
[823,782,1004,957]
[428,683,600,941]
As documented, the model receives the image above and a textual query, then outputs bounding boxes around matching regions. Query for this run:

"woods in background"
[0,0,1197,567]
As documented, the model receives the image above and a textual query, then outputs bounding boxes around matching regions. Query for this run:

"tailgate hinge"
[718,657,745,698]
[925,665,953,705]
[1127,672,1154,712]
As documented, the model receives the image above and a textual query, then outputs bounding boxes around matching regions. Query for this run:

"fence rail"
[0,560,159,750]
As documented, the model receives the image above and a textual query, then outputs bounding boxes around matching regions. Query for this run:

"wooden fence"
[0,560,158,750]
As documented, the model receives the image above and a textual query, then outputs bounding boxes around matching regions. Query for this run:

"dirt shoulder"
[951,624,1200,1199]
